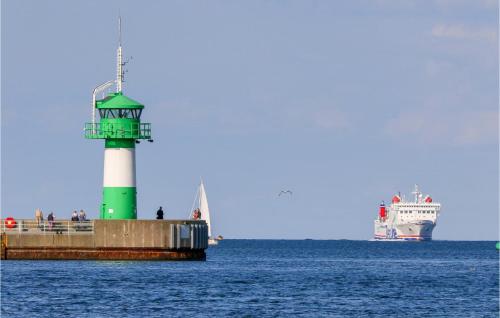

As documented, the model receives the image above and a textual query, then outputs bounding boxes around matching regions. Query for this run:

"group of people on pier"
[34,208,87,231]
[35,208,55,229]
[34,207,203,225]
[71,210,87,222]
[154,207,201,220]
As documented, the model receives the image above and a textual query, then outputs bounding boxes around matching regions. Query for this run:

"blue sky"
[2,0,498,239]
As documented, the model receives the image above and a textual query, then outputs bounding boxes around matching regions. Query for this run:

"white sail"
[198,180,212,238]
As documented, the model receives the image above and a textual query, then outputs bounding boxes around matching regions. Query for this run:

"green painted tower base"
[101,187,137,219]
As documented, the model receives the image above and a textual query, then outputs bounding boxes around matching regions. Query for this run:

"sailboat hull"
[208,238,218,246]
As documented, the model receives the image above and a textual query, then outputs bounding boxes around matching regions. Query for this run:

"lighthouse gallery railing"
[84,122,151,139]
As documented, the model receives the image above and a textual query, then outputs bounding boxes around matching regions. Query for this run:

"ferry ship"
[374,185,441,241]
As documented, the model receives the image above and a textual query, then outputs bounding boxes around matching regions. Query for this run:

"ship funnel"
[379,202,386,219]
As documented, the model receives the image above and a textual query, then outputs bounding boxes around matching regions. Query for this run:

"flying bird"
[278,190,293,197]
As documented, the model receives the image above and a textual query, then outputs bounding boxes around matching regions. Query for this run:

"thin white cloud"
[455,111,498,145]
[435,0,497,9]
[431,24,498,43]
[312,108,350,130]
[150,98,352,134]
[375,0,497,10]
[374,0,417,9]
[385,110,498,146]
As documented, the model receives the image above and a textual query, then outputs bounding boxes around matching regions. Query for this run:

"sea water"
[1,240,498,317]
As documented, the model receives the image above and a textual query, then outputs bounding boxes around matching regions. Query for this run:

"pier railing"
[1,219,94,234]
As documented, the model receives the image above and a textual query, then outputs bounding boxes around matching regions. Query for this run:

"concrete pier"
[1,219,208,261]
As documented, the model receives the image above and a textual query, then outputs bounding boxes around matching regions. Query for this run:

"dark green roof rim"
[96,92,144,109]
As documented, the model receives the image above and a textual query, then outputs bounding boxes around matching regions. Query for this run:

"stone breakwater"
[1,219,208,261]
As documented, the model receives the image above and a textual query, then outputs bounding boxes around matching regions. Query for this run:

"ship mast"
[412,184,422,203]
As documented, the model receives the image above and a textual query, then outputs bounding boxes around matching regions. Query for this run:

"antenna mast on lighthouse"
[116,15,124,92]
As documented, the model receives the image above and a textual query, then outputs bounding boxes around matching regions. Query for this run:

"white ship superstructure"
[374,185,441,241]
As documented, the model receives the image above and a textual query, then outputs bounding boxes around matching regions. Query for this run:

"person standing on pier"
[78,210,86,221]
[156,207,164,220]
[192,208,201,220]
[35,208,43,226]
[47,212,55,231]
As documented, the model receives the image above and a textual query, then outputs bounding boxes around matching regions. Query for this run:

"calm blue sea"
[1,240,498,317]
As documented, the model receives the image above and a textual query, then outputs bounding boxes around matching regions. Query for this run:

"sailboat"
[190,179,218,246]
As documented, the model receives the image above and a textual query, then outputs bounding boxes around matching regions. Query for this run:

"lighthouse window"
[132,109,142,119]
[102,109,119,118]
[98,109,142,119]
[118,109,130,118]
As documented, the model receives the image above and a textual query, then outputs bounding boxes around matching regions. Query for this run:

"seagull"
[278,190,293,197]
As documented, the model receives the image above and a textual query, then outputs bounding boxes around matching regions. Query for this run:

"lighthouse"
[85,18,152,219]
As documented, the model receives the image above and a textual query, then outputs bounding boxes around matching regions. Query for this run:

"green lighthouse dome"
[96,92,144,109]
